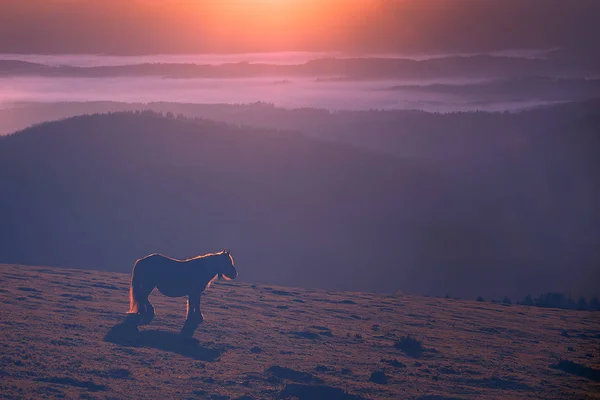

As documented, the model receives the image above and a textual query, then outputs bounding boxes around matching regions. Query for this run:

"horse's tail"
[128,284,138,314]
[128,265,142,314]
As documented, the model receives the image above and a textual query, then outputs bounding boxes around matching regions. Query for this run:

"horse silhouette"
[127,249,237,336]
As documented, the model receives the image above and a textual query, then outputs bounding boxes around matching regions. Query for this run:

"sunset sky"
[0,0,598,54]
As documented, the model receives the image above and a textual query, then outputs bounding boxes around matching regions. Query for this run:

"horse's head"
[218,249,237,280]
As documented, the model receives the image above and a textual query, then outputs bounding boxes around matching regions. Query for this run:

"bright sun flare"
[195,0,370,49]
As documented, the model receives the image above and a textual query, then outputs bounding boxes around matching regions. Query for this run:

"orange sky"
[0,0,597,54]
[1,0,376,52]
[150,0,374,50]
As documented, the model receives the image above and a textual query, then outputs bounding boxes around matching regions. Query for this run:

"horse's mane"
[187,250,228,262]
[188,251,235,284]
[140,251,227,263]
[194,251,232,288]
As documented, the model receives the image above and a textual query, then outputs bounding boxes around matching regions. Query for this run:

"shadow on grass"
[35,377,107,392]
[103,317,222,362]
[550,359,600,382]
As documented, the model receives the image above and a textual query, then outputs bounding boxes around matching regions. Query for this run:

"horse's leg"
[137,283,155,326]
[181,292,201,337]
[140,299,155,326]
[193,292,204,324]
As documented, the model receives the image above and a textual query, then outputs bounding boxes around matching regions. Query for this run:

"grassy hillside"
[0,111,437,294]
[0,110,598,298]
[1,264,599,399]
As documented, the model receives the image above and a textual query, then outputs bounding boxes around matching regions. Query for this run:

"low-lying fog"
[2,76,559,113]
[2,50,595,113]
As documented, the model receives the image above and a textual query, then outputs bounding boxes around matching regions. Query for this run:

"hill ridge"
[0,109,598,299]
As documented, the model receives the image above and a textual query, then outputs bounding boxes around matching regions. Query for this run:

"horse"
[127,249,237,336]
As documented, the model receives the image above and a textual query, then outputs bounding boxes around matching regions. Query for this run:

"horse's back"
[136,253,176,264]
[133,253,175,274]
[136,253,167,263]
[133,254,198,297]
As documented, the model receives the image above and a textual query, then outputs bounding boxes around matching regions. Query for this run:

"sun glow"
[192,0,373,51]
[5,0,377,53]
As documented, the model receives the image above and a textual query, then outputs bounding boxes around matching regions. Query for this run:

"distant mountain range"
[1,102,598,298]
[1,54,598,80]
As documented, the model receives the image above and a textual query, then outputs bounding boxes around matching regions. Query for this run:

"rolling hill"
[0,109,598,298]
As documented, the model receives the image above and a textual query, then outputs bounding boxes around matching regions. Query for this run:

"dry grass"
[1,264,599,399]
